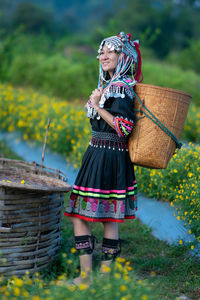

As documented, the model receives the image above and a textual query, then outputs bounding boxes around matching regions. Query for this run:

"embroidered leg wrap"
[102,238,122,261]
[75,235,97,256]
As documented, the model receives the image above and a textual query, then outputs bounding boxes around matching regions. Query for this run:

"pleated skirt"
[65,137,138,223]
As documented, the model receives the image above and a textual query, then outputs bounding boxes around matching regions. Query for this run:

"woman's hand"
[90,87,103,109]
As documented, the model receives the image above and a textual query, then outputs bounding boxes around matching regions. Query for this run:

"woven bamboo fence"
[128,84,192,169]
[0,158,72,276]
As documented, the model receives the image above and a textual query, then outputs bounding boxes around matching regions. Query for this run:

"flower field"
[0,82,199,247]
[0,82,200,166]
[135,143,200,248]
[181,102,200,142]
[0,83,91,169]
[0,257,158,300]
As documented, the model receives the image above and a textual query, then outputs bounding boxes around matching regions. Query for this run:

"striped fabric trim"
[121,126,129,136]
[72,189,136,199]
[64,212,136,223]
[111,79,135,90]
[113,117,135,137]
[114,117,123,137]
[71,182,137,200]
[73,181,136,193]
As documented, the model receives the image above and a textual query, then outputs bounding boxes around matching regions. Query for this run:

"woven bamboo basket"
[128,84,192,169]
[0,158,72,276]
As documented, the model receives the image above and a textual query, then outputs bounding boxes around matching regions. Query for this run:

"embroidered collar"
[86,76,136,120]
[99,76,136,109]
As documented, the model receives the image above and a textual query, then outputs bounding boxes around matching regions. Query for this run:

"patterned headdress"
[97,32,143,86]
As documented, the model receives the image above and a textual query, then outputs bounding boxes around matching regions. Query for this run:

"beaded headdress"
[97,32,143,85]
[86,32,143,119]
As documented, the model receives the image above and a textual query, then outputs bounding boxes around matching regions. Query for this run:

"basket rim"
[135,83,192,98]
[0,158,67,179]
[0,164,72,193]
[0,180,72,193]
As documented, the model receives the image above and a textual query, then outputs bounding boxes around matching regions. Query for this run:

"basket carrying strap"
[121,80,182,150]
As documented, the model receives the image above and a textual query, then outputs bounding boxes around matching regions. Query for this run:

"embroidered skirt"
[64,131,138,223]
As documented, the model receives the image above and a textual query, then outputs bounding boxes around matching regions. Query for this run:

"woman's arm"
[93,105,115,129]
[90,87,115,129]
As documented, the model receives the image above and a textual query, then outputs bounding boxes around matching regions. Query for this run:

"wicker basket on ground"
[0,158,72,277]
[128,84,192,169]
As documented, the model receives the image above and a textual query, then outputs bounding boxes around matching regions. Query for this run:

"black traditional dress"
[65,78,138,223]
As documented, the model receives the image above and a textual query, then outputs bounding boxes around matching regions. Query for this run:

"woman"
[64,32,143,284]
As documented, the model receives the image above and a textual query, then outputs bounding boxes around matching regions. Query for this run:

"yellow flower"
[114,273,121,279]
[25,278,33,285]
[22,289,29,297]
[0,286,6,293]
[8,124,14,132]
[32,296,40,300]
[14,277,23,287]
[4,291,9,296]
[67,285,76,292]
[79,283,88,290]
[81,271,86,279]
[116,257,126,263]
[179,240,183,245]
[70,247,76,254]
[191,245,194,250]
[14,287,20,296]
[177,216,180,220]
[120,285,127,291]
[57,274,66,281]
[141,295,148,300]
[21,180,25,184]
[101,265,111,273]
[39,283,43,289]
[67,259,72,264]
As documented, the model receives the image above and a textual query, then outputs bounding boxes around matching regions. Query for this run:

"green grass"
[0,140,22,160]
[51,204,200,300]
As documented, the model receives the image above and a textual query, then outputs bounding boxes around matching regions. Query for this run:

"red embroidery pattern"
[114,117,134,137]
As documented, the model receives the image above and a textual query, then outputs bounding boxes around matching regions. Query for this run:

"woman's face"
[99,45,119,78]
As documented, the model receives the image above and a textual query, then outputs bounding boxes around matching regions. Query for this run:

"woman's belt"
[89,130,128,151]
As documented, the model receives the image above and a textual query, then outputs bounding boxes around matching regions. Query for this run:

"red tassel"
[133,41,143,83]
[127,33,132,41]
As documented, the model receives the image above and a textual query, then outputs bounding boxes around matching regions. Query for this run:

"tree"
[109,0,200,58]
[11,2,55,34]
